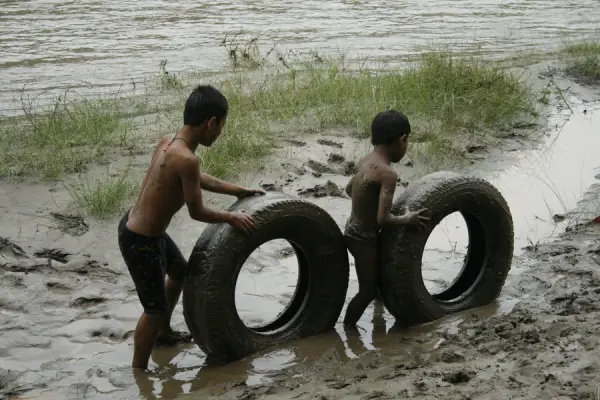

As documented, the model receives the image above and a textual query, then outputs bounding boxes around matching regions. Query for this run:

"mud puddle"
[2,78,600,399]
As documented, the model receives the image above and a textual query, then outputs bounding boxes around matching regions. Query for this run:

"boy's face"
[390,134,408,163]
[197,117,226,146]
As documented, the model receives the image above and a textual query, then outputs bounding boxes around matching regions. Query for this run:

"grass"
[1,40,539,218]
[66,169,139,219]
[0,89,141,180]
[562,39,600,83]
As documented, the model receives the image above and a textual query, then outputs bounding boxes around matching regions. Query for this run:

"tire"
[378,171,513,325]
[182,192,349,364]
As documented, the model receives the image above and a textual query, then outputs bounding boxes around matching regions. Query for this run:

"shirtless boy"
[343,109,429,327]
[118,85,265,369]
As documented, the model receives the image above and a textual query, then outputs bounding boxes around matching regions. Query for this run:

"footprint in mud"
[285,139,307,147]
[317,139,343,148]
[50,212,89,237]
[306,160,337,175]
[70,259,120,282]
[34,248,71,264]
[326,153,358,176]
[298,181,346,198]
[328,153,346,163]
[259,181,283,192]
[281,162,306,176]
[46,281,71,294]
[71,296,107,308]
[0,237,26,258]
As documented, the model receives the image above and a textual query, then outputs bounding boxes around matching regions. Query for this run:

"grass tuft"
[562,40,600,83]
[66,170,138,220]
[0,90,137,180]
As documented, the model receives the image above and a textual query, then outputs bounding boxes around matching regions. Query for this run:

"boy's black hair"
[371,109,411,146]
[183,85,229,126]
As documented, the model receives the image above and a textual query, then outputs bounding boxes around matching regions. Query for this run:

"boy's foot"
[155,329,192,347]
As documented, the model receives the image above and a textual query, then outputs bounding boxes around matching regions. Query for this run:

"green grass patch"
[0,91,144,180]
[200,49,536,171]
[66,169,138,219]
[562,40,600,83]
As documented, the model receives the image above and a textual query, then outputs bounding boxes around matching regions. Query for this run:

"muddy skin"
[343,150,402,326]
[343,236,379,326]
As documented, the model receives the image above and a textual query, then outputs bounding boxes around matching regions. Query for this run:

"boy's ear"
[206,116,217,130]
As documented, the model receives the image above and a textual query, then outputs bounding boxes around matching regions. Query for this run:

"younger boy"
[343,109,429,327]
[118,85,265,369]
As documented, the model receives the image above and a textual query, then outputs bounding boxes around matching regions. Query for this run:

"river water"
[1,0,599,117]
[1,1,600,400]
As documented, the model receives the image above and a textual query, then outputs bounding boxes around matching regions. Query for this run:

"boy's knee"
[167,258,187,283]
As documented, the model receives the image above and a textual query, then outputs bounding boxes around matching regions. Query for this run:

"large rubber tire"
[182,192,349,364]
[378,171,513,325]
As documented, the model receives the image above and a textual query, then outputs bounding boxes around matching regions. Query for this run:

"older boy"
[118,85,265,369]
[343,109,429,326]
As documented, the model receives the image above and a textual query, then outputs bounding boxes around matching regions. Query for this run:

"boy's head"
[371,109,411,163]
[183,85,229,146]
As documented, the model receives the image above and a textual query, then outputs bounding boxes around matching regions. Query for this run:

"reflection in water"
[422,211,469,295]
[235,239,300,328]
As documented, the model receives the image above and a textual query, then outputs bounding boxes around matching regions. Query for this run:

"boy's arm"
[199,172,266,198]
[178,156,233,224]
[377,169,411,227]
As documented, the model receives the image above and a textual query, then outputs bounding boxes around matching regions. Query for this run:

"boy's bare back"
[127,136,197,237]
[345,151,398,240]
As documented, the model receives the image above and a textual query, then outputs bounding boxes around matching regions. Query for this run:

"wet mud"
[0,65,599,400]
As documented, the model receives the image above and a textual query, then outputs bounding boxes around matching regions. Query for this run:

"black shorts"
[117,210,186,315]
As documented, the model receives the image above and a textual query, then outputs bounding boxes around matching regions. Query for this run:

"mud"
[0,65,599,399]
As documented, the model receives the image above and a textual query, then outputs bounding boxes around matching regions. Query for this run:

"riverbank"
[0,40,599,400]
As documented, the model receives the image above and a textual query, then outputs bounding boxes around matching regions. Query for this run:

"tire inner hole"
[234,239,301,331]
[422,211,471,298]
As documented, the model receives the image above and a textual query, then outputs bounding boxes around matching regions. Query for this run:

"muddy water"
[1,0,600,116]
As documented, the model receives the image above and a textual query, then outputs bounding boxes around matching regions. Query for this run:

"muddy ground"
[1,63,599,400]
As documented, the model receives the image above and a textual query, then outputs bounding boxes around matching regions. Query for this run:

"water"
[1,0,599,116]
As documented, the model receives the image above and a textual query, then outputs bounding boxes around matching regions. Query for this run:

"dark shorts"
[343,220,378,244]
[117,210,186,315]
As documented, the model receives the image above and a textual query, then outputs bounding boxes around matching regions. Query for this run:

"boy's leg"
[118,219,170,369]
[155,234,192,346]
[343,235,378,327]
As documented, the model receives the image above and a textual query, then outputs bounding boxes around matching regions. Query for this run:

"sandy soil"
[1,63,599,400]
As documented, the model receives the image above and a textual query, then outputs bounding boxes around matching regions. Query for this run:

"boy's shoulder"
[356,154,397,183]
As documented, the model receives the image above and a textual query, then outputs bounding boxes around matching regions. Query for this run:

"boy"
[343,109,429,327]
[118,85,266,369]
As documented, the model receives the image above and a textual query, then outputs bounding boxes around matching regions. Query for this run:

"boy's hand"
[404,208,430,231]
[236,187,267,199]
[227,211,256,234]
